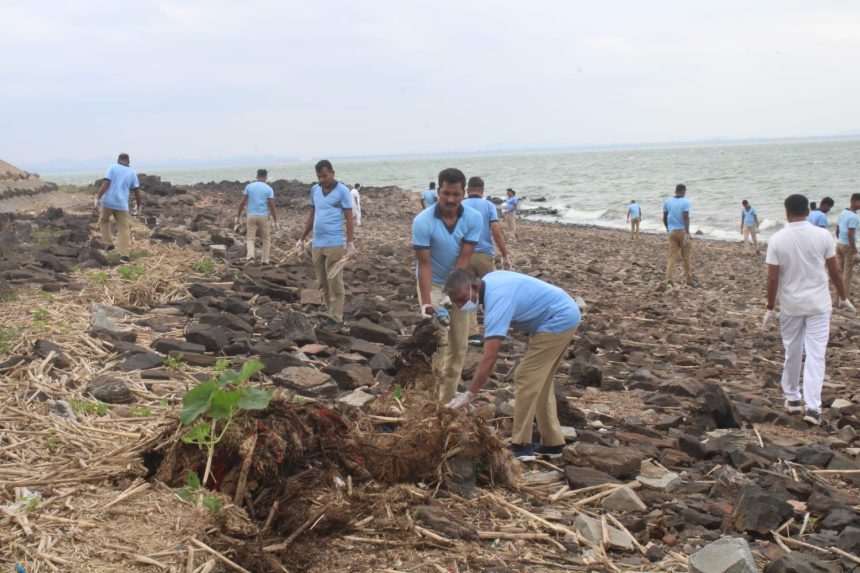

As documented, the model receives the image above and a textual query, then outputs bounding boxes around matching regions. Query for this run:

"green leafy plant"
[87,270,109,283]
[37,290,55,302]
[213,357,231,374]
[392,384,404,401]
[195,258,215,275]
[69,399,109,417]
[180,359,272,485]
[0,325,20,354]
[31,308,51,331]
[1,291,19,303]
[117,263,145,280]
[164,354,186,370]
[44,437,59,450]
[177,471,222,513]
[15,494,40,512]
[131,406,151,417]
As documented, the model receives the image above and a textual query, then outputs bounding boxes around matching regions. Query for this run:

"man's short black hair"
[810,202,817,210]
[785,194,809,217]
[315,159,333,173]
[118,153,130,162]
[429,182,436,189]
[257,168,267,178]
[820,197,835,207]
[354,183,361,189]
[507,188,515,194]
[437,168,466,191]
[852,192,860,203]
[741,199,749,206]
[675,183,686,194]
[467,176,484,190]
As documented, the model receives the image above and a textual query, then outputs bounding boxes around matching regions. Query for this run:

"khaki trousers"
[246,216,271,263]
[312,246,346,321]
[505,214,517,240]
[511,325,578,446]
[666,230,693,284]
[418,283,468,403]
[468,252,496,337]
[99,207,130,256]
[630,218,640,236]
[837,243,856,299]
[742,225,758,253]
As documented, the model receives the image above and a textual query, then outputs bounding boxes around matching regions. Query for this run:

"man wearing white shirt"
[763,194,854,426]
[351,183,362,227]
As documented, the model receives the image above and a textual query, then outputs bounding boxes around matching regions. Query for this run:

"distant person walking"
[297,160,356,330]
[836,193,860,299]
[807,197,834,229]
[462,176,513,345]
[626,200,641,237]
[420,182,438,209]
[662,183,693,286]
[763,194,854,425]
[234,169,278,265]
[504,188,518,242]
[96,152,141,263]
[351,183,362,227]
[740,199,760,255]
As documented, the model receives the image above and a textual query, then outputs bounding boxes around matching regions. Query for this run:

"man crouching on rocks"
[443,269,581,462]
[413,168,483,403]
[763,193,854,426]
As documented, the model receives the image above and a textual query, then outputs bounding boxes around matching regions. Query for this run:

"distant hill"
[0,159,58,197]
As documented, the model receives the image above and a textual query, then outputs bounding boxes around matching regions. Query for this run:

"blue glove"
[434,307,450,322]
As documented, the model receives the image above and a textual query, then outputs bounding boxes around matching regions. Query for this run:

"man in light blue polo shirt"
[443,269,581,462]
[234,168,278,265]
[626,200,642,238]
[420,182,438,209]
[836,193,860,300]
[739,199,760,255]
[504,188,518,242]
[413,168,483,402]
[95,152,141,263]
[807,197,834,229]
[462,176,513,345]
[298,159,355,330]
[662,183,693,286]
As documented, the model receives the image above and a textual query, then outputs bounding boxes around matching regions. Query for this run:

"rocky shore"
[0,174,858,572]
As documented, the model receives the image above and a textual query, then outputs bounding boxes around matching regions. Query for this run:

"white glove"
[133,205,142,217]
[295,238,306,251]
[271,220,279,232]
[502,255,512,270]
[94,196,100,209]
[346,241,357,258]
[762,309,777,331]
[234,216,240,226]
[839,299,856,313]
[420,304,435,319]
[445,391,476,409]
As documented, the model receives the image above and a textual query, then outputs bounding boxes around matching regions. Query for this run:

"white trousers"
[779,312,830,411]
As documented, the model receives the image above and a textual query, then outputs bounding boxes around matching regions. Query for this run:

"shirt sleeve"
[662,200,668,213]
[104,165,115,180]
[309,187,315,207]
[340,186,353,209]
[244,185,250,196]
[267,187,274,200]
[463,211,481,244]
[483,296,515,339]
[412,215,431,249]
[850,215,860,230]
[487,202,499,222]
[683,199,691,212]
[825,234,837,258]
[131,173,140,189]
[765,239,779,265]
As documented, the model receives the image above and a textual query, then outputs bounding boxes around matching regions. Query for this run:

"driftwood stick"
[263,508,327,552]
[188,537,252,573]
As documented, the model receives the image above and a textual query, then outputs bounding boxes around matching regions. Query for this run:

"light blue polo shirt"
[482,271,580,339]
[627,203,641,219]
[422,189,438,205]
[837,208,860,245]
[244,181,274,217]
[742,207,758,227]
[462,195,500,256]
[310,182,353,248]
[412,204,483,285]
[505,196,518,215]
[807,210,828,229]
[100,163,140,211]
[663,196,691,232]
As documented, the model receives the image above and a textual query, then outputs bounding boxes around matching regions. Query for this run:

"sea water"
[46,139,860,241]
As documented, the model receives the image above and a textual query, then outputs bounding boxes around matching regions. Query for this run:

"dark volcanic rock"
[282,309,317,345]
[795,444,834,467]
[152,338,207,355]
[119,352,164,371]
[86,377,134,404]
[564,466,622,488]
[348,320,399,345]
[764,552,832,573]
[563,442,643,479]
[414,505,478,541]
[185,324,230,352]
[731,485,793,536]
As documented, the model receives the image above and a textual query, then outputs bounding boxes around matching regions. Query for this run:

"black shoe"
[802,409,821,425]
[105,245,116,253]
[508,443,536,462]
[119,255,131,263]
[321,319,344,332]
[468,335,483,346]
[534,444,565,459]
[784,399,803,414]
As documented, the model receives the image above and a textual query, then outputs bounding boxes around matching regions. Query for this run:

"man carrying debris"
[297,160,356,331]
[462,176,512,345]
[444,269,581,462]
[807,196,834,229]
[662,183,693,286]
[420,181,438,209]
[763,194,854,426]
[234,168,278,265]
[413,168,482,402]
[95,152,141,263]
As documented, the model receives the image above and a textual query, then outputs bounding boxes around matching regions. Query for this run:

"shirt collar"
[433,204,464,219]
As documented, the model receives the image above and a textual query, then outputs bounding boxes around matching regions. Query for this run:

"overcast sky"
[2,0,859,168]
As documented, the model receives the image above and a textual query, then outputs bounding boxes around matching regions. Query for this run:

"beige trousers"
[666,230,693,284]
[837,243,856,299]
[418,283,468,403]
[99,207,130,256]
[468,252,496,337]
[630,217,640,236]
[511,325,579,447]
[505,214,517,240]
[742,225,758,253]
[312,246,346,321]
[246,216,271,263]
